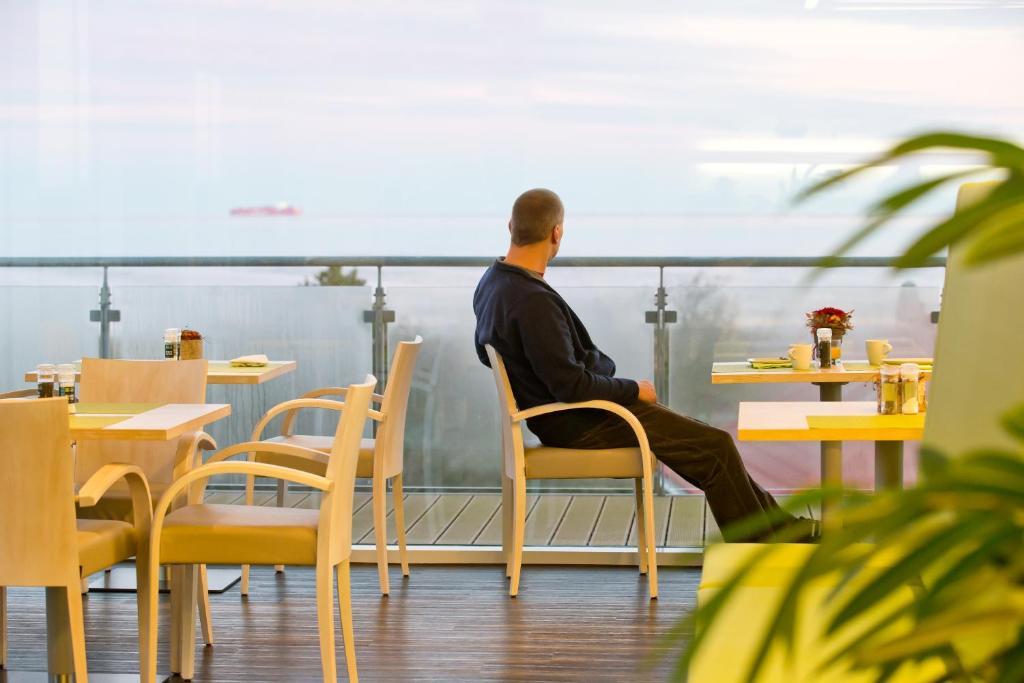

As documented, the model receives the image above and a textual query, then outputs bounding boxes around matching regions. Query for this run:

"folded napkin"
[749,357,792,370]
[229,354,270,367]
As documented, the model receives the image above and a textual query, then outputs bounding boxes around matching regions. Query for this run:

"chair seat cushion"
[262,435,375,478]
[523,446,644,480]
[77,519,137,577]
[160,504,320,566]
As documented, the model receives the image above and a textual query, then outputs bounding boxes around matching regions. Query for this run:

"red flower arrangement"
[806,307,854,337]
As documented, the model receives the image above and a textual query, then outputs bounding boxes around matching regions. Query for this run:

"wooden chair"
[0,389,37,399]
[484,345,659,599]
[77,358,217,645]
[242,336,423,596]
[0,397,153,681]
[142,376,376,683]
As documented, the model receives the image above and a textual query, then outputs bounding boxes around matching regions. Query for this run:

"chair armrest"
[280,389,384,434]
[77,463,153,538]
[155,460,333,524]
[0,388,38,399]
[512,400,654,475]
[194,440,332,501]
[184,431,218,470]
[251,397,355,441]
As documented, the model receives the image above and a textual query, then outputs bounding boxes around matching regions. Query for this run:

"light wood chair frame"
[485,345,659,599]
[142,377,375,683]
[241,336,423,596]
[0,397,153,681]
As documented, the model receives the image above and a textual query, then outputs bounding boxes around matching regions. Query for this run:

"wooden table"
[713,360,930,520]
[26,359,297,386]
[47,402,232,681]
[738,401,924,525]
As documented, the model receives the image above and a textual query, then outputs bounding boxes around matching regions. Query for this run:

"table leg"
[875,441,904,490]
[815,382,846,528]
[45,587,73,679]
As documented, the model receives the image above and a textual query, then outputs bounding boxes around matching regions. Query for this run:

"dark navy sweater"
[473,259,639,446]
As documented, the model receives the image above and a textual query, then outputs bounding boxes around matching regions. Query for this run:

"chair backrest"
[77,358,209,486]
[376,336,423,478]
[0,398,78,586]
[321,375,377,562]
[923,181,1024,454]
[484,345,523,479]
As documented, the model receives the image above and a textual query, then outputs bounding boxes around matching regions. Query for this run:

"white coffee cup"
[866,339,893,366]
[788,343,813,371]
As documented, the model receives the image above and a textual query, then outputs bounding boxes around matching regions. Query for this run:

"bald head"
[510,188,564,246]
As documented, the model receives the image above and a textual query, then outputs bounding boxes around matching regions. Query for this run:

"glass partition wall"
[0,261,942,551]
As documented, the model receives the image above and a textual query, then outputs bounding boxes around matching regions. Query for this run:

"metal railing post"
[363,265,395,389]
[89,266,120,358]
[645,266,677,494]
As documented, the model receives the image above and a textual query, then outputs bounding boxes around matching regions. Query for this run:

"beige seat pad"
[77,519,137,577]
[524,446,643,480]
[160,504,320,566]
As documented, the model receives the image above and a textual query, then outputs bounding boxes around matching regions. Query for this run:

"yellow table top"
[738,401,925,442]
[26,360,297,386]
[69,402,231,441]
[712,360,932,385]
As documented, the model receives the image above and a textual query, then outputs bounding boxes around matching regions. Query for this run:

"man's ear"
[508,220,514,236]
[552,224,563,244]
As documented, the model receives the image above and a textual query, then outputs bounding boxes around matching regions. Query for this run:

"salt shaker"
[816,328,833,369]
[900,363,920,415]
[164,328,181,360]
[36,364,56,398]
[57,364,78,403]
[878,365,900,415]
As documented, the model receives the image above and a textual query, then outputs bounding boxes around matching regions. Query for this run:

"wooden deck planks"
[524,494,572,546]
[201,490,734,547]
[627,495,671,547]
[437,494,501,545]
[666,496,706,548]
[549,495,605,546]
[405,493,472,544]
[588,495,636,547]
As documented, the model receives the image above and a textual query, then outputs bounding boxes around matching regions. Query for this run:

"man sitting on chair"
[473,188,815,542]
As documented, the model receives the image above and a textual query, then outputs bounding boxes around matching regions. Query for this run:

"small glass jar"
[164,328,181,359]
[57,364,77,404]
[36,363,56,398]
[900,363,920,415]
[877,365,900,415]
[918,376,929,413]
[816,328,833,369]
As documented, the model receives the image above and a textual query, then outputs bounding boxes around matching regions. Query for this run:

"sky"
[1,0,1022,256]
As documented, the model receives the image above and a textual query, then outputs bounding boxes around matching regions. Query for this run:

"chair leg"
[241,564,250,596]
[502,474,513,579]
[315,560,338,683]
[1,586,7,670]
[275,479,287,573]
[371,473,390,596]
[509,476,526,598]
[337,560,359,683]
[633,479,648,576]
[641,475,659,600]
[392,474,410,578]
[171,565,198,680]
[64,582,89,682]
[136,554,153,681]
[198,566,214,645]
[143,558,161,683]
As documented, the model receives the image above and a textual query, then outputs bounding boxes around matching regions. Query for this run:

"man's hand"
[636,380,658,404]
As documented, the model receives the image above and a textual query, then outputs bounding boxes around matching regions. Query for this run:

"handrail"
[0,255,946,268]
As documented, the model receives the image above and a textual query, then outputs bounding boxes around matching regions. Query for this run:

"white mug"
[866,339,893,366]
[788,343,813,371]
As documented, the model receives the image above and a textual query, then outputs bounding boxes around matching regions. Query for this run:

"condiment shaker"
[57,364,77,403]
[878,365,900,415]
[816,328,833,369]
[164,328,181,360]
[900,363,920,415]
[36,363,56,398]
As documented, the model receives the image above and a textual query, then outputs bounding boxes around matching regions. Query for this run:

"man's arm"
[517,292,639,405]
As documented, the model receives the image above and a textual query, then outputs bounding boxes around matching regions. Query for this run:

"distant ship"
[230,202,302,217]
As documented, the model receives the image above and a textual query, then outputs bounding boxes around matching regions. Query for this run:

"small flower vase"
[811,329,844,363]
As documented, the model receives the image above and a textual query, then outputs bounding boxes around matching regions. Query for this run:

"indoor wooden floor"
[3,564,699,682]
